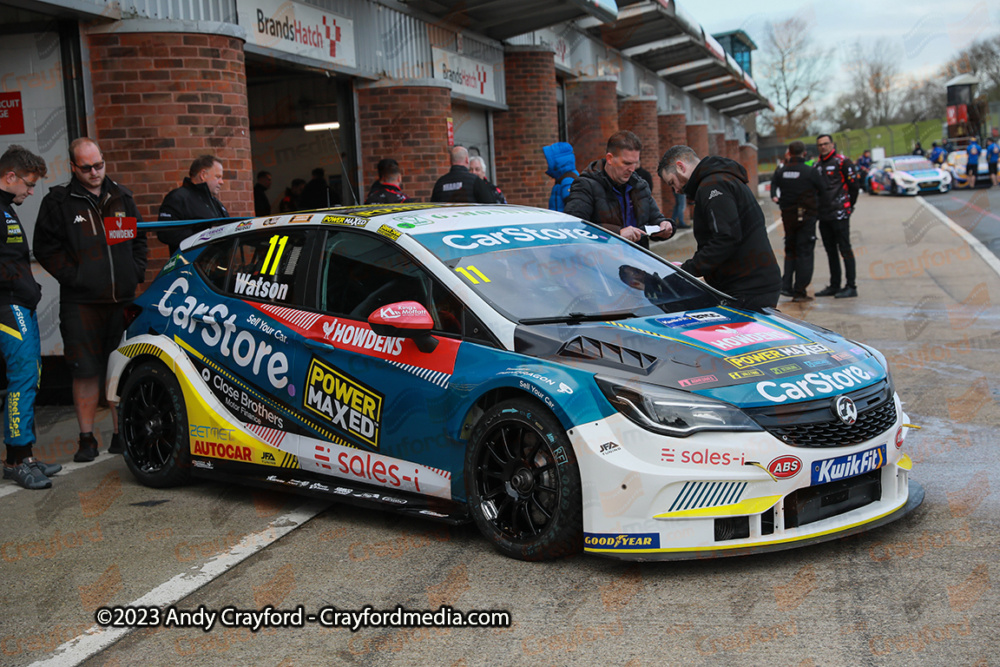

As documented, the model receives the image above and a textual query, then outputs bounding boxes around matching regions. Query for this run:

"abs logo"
[768,455,802,479]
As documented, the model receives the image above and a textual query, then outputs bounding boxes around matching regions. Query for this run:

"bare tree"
[942,34,1000,100]
[757,17,833,138]
[842,39,901,126]
[894,78,946,123]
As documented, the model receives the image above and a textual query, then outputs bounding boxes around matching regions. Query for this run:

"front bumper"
[571,397,919,561]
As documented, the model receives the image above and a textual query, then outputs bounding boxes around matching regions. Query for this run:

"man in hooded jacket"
[564,131,673,249]
[658,145,781,311]
[543,142,578,212]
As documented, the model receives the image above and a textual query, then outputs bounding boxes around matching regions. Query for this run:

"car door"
[271,228,469,501]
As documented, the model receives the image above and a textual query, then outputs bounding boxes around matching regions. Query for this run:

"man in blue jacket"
[966,136,982,188]
[543,142,578,212]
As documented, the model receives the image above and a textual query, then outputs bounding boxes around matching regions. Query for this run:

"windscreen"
[413,221,715,322]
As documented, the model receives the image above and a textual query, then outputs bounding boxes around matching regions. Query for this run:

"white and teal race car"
[108,204,922,561]
[867,155,951,195]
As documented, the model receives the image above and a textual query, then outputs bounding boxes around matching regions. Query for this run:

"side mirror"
[368,301,438,353]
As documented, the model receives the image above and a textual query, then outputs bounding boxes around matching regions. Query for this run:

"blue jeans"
[672,193,686,225]
[0,305,41,447]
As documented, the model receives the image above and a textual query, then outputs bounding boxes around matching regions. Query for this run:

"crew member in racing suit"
[0,145,62,488]
[771,141,828,302]
[814,135,860,299]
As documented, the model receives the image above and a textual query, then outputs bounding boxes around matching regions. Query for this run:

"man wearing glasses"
[813,135,859,299]
[0,145,64,489]
[33,138,148,463]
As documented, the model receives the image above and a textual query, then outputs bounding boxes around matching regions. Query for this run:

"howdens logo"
[304,358,382,448]
[756,365,873,403]
[583,533,660,549]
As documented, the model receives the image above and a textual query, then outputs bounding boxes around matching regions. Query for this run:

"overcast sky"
[691,0,1000,107]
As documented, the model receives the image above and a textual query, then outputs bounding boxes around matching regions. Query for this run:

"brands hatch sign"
[431,48,496,103]
[239,0,356,69]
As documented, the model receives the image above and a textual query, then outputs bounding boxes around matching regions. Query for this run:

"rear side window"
[193,239,233,292]
[195,231,311,306]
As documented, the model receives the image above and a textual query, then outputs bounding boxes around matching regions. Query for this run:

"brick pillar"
[619,96,661,204]
[658,112,687,215]
[88,31,252,282]
[709,132,725,157]
[725,139,740,161]
[566,76,618,172]
[739,144,759,195]
[686,123,710,159]
[357,80,452,203]
[494,46,558,207]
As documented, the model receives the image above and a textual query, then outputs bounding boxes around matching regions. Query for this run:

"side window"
[320,230,464,335]
[228,230,310,305]
[193,239,234,292]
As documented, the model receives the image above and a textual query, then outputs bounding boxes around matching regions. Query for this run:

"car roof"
[181,204,584,251]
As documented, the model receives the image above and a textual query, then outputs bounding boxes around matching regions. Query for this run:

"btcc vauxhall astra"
[108,204,922,561]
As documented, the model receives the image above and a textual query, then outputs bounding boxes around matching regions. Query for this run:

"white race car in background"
[867,156,951,195]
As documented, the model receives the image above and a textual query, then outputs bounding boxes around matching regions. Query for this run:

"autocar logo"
[834,395,858,425]
[767,455,802,479]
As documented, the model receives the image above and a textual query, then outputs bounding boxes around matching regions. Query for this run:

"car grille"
[744,380,896,448]
[918,181,939,189]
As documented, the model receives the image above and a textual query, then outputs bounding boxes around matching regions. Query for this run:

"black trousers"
[734,290,780,312]
[818,217,856,289]
[780,208,817,295]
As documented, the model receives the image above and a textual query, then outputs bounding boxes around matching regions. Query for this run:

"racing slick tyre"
[465,398,583,561]
[119,360,192,488]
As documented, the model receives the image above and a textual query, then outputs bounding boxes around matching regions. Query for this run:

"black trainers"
[780,289,794,297]
[108,432,125,454]
[74,433,99,462]
[792,294,814,303]
[4,460,51,489]
[835,286,858,298]
[815,286,840,297]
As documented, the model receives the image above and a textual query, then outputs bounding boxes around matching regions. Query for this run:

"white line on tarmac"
[917,196,1000,280]
[28,500,329,667]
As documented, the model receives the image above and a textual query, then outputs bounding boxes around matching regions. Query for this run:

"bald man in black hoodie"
[658,145,781,311]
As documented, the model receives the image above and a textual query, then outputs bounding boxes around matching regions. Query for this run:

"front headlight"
[595,375,762,437]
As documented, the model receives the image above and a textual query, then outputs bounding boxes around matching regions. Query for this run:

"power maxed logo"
[584,533,660,550]
[304,358,382,448]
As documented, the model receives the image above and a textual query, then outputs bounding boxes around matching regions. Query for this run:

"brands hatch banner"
[431,47,496,103]
[239,0,356,69]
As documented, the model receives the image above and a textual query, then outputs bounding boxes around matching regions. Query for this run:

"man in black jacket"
[564,131,673,249]
[157,155,229,255]
[771,141,828,302]
[33,138,148,462]
[430,147,497,204]
[0,145,63,489]
[658,145,781,311]
[814,135,860,298]
[365,158,409,204]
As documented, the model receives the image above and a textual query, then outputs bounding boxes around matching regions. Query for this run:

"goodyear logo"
[726,343,831,369]
[729,369,765,380]
[304,358,382,448]
[377,224,401,241]
[322,215,366,227]
[583,532,660,549]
